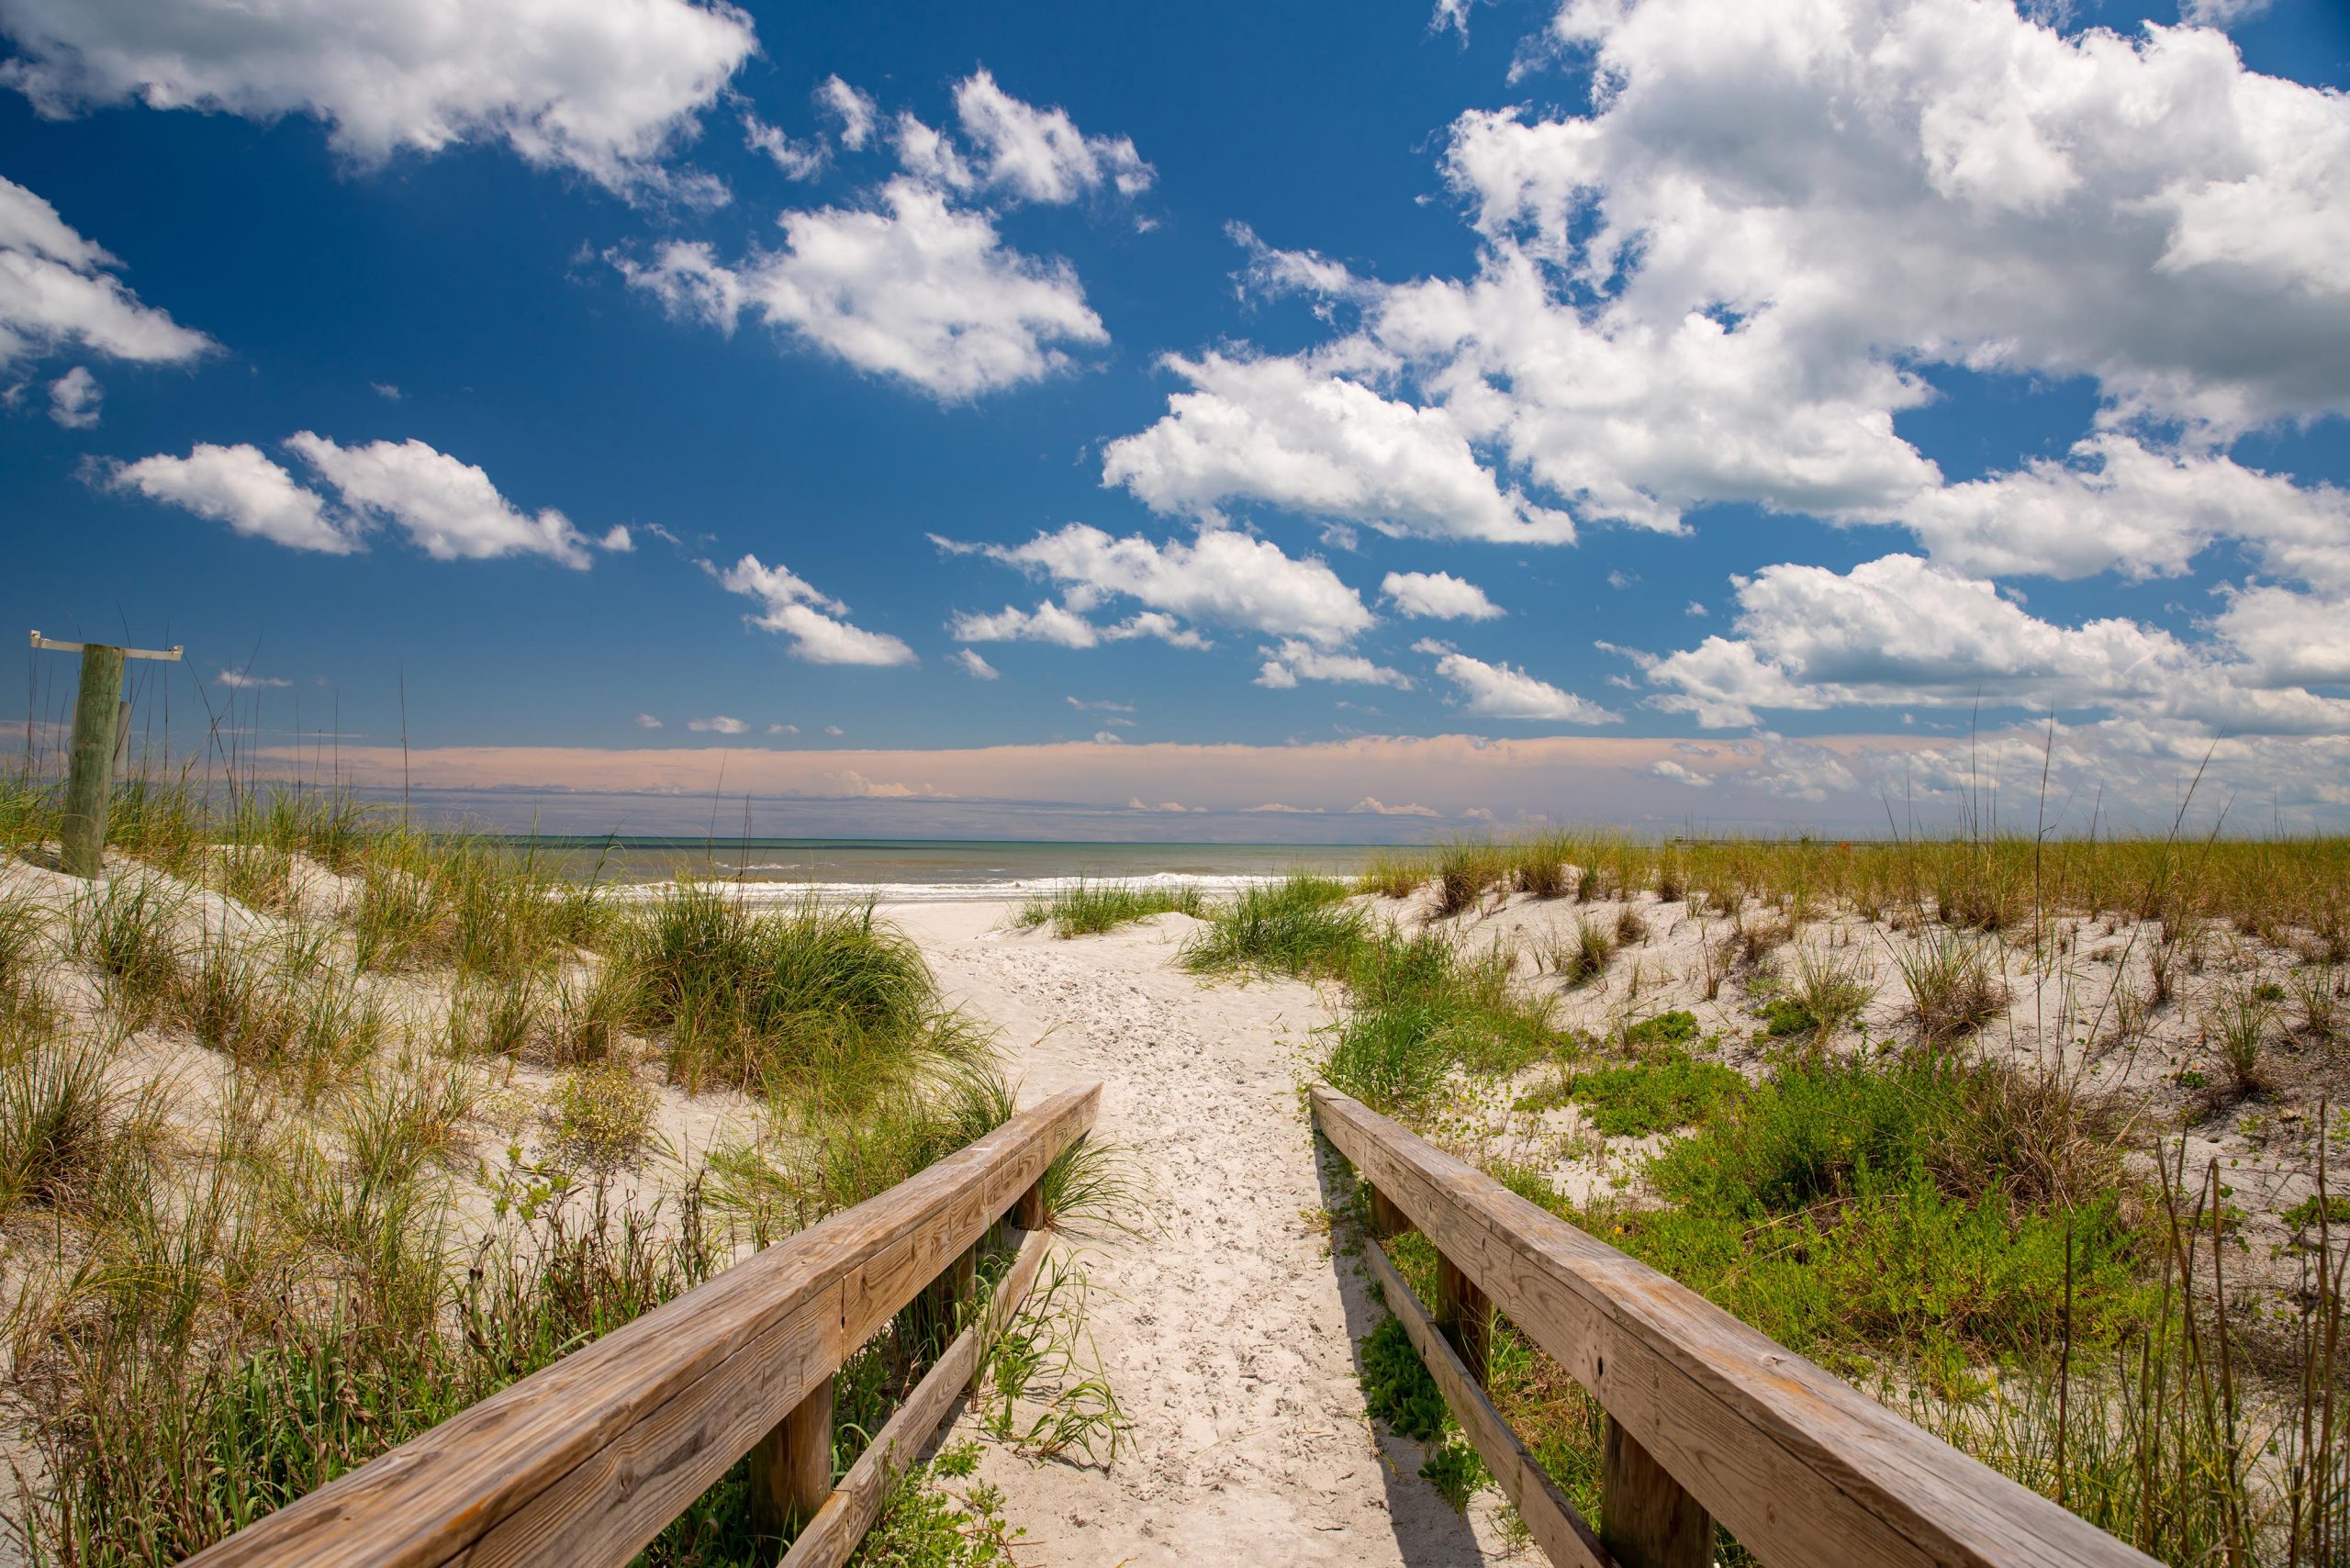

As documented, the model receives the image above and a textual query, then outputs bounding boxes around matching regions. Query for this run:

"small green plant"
[1431,845,1505,917]
[2284,1193,2350,1231]
[1547,916,1617,990]
[0,1031,140,1218]
[1360,1314,1447,1441]
[68,875,184,1029]
[550,959,642,1066]
[1792,947,1876,1039]
[2208,982,2276,1094]
[1418,1434,1490,1513]
[853,1440,1023,1566]
[1528,1051,1746,1137]
[2290,962,2339,1046]
[545,1061,658,1176]
[1893,929,2007,1045]
[1623,1009,1700,1049]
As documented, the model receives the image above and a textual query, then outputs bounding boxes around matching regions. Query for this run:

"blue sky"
[4,0,2348,838]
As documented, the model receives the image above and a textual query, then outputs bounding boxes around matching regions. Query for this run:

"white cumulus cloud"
[1417,639,1618,723]
[1641,553,2350,735]
[617,72,1145,400]
[285,432,608,566]
[0,0,758,196]
[942,523,1372,650]
[107,442,361,554]
[0,175,212,369]
[720,553,914,666]
[1255,640,1411,689]
[1102,351,1572,543]
[949,647,999,679]
[951,69,1153,204]
[1382,569,1502,621]
[688,714,748,734]
[46,364,99,427]
[616,178,1105,401]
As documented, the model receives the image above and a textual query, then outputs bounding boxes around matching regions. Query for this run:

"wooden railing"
[1310,1085,2160,1568]
[184,1081,1102,1568]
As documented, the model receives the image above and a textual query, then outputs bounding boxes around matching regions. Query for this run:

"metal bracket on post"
[29,631,184,878]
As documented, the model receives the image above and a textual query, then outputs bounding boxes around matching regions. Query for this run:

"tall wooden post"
[60,643,124,879]
[1602,1417,1712,1568]
[31,632,182,879]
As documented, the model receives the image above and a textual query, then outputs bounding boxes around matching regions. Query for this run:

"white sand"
[890,902,1523,1566]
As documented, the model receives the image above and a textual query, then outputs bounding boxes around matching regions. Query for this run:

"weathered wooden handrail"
[185,1081,1102,1568]
[1311,1085,2159,1568]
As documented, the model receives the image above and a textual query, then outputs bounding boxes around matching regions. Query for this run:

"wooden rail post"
[1367,1182,1412,1239]
[1434,1252,1490,1385]
[755,1375,835,1539]
[1015,1174,1046,1231]
[1602,1417,1710,1568]
[60,642,123,879]
[32,633,181,879]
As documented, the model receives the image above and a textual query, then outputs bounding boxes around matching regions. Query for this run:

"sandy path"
[891,903,1520,1568]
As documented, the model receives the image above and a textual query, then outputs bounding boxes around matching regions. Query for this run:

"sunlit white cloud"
[0,175,212,369]
[107,442,361,554]
[616,71,1141,399]
[1416,639,1617,723]
[286,432,614,566]
[1382,569,1502,621]
[940,522,1372,650]
[46,364,99,427]
[0,0,758,196]
[719,553,914,666]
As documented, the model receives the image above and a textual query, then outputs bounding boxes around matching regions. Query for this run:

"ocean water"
[529,837,1393,903]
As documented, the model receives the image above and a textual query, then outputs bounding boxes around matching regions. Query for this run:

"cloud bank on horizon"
[5,0,2348,834]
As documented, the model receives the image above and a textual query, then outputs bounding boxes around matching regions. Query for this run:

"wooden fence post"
[1367,1182,1413,1239]
[1602,1415,1711,1568]
[60,643,125,879]
[1016,1175,1045,1231]
[1433,1250,1490,1386]
[755,1374,835,1540]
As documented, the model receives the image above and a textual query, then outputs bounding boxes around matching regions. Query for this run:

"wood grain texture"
[1360,1237,1615,1568]
[184,1083,1100,1568]
[1602,1417,1709,1568]
[1368,1183,1414,1239]
[1313,1086,2159,1568]
[749,1374,834,1537]
[782,1224,1054,1568]
[1436,1250,1491,1386]
[1015,1178,1045,1232]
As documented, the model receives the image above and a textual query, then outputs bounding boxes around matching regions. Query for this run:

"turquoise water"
[526,837,1393,902]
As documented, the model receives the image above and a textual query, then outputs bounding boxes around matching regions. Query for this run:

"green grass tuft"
[1181,874,1366,980]
[1012,879,1204,937]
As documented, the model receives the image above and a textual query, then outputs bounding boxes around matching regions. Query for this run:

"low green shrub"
[1532,1050,1745,1137]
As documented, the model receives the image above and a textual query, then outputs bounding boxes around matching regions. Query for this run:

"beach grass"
[0,782,1113,1566]
[1180,873,1364,979]
[1012,878,1205,937]
[1322,825,2350,1561]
